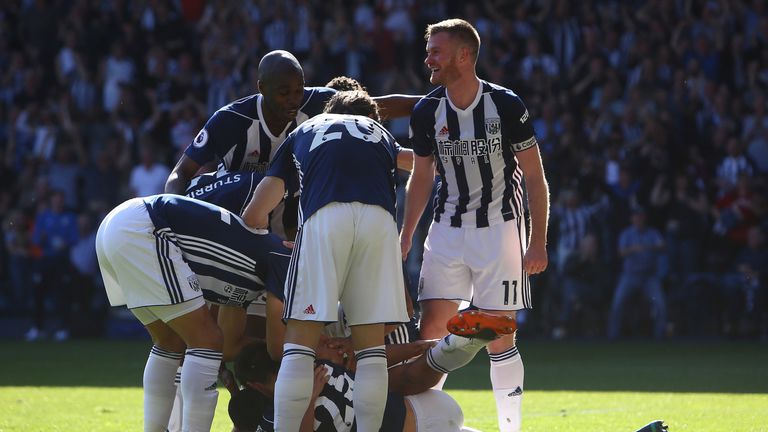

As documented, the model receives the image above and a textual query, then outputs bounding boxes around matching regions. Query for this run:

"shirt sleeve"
[499,92,537,153]
[409,100,436,157]
[266,135,295,181]
[184,110,242,166]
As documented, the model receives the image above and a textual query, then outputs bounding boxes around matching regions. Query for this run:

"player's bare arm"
[264,292,287,360]
[217,304,255,361]
[374,94,423,120]
[397,148,415,172]
[242,176,286,229]
[516,143,550,275]
[400,153,437,259]
[300,365,330,432]
[165,154,202,194]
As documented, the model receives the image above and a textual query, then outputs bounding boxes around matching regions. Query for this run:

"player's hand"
[325,337,354,358]
[311,364,330,400]
[400,233,412,261]
[523,244,548,275]
[283,240,295,249]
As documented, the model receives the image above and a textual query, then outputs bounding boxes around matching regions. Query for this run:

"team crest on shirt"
[193,129,208,148]
[485,118,501,135]
[187,275,201,291]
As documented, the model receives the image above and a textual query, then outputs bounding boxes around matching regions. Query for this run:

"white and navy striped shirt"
[186,87,336,174]
[142,194,291,308]
[410,80,537,228]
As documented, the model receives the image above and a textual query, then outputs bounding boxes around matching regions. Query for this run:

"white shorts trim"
[405,390,464,432]
[283,202,409,325]
[418,219,532,310]
[131,297,207,325]
[96,198,203,309]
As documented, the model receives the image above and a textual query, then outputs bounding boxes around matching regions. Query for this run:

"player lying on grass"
[228,310,513,431]
[96,194,293,431]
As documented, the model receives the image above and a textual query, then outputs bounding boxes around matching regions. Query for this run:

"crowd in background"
[0,0,766,341]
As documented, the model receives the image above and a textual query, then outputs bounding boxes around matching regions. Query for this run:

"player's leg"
[343,203,409,431]
[403,390,464,432]
[418,222,473,388]
[274,319,324,432]
[467,219,530,432]
[163,303,223,432]
[135,311,186,432]
[389,311,515,395]
[275,205,349,432]
[347,323,388,432]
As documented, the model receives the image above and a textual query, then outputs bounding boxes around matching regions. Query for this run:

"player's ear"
[257,80,265,94]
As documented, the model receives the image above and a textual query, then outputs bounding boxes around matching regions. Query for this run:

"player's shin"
[353,346,389,432]
[274,343,316,432]
[143,346,183,432]
[181,348,222,432]
[489,346,523,432]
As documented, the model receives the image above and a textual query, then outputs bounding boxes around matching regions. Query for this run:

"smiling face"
[258,69,305,122]
[424,32,463,86]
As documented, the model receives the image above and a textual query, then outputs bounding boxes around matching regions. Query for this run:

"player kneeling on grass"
[96,194,291,432]
[227,310,514,431]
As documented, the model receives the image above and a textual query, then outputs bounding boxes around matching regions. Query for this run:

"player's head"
[228,387,271,432]
[424,19,480,85]
[235,340,280,389]
[257,50,305,122]
[324,90,381,122]
[325,76,367,92]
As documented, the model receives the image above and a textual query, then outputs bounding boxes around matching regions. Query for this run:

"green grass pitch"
[0,340,766,431]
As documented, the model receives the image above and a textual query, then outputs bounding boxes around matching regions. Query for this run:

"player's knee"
[189,322,224,352]
[153,332,186,353]
[406,390,464,431]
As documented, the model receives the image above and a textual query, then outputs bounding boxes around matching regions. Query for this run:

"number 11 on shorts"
[502,280,518,305]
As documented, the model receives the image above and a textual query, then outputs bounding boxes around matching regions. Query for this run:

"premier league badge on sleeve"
[193,129,209,148]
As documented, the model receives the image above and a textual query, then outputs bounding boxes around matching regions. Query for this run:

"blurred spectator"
[28,190,78,342]
[607,207,667,339]
[129,144,170,198]
[3,209,33,308]
[552,234,611,339]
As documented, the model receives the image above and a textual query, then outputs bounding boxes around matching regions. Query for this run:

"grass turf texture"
[0,340,766,431]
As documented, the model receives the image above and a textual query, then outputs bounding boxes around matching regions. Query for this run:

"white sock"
[143,346,182,432]
[353,346,388,432]
[426,334,488,374]
[181,349,222,432]
[167,366,183,432]
[274,343,316,432]
[489,346,523,432]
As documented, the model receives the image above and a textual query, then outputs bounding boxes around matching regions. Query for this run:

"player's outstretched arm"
[516,145,550,275]
[165,154,201,194]
[242,176,286,229]
[374,94,423,120]
[400,154,436,259]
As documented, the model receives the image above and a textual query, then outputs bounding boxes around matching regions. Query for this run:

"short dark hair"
[325,76,367,92]
[425,18,481,62]
[234,341,279,386]
[323,90,380,122]
[228,388,271,432]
